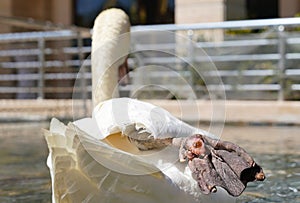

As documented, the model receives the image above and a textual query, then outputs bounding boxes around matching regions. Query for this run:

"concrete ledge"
[0,99,299,124]
[150,100,300,125]
[0,99,89,121]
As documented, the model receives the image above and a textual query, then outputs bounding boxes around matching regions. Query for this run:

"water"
[0,122,299,203]
[221,125,300,203]
[0,122,50,203]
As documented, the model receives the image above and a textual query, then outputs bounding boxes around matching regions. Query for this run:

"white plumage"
[45,115,234,203]
[44,118,198,202]
[90,97,205,140]
[72,97,235,202]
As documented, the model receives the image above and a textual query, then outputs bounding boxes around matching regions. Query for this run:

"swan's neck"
[92,55,119,105]
[91,9,130,106]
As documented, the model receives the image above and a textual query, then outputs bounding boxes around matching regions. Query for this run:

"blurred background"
[1,0,300,102]
[0,0,299,202]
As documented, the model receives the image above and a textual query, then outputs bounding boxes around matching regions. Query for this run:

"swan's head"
[92,8,130,106]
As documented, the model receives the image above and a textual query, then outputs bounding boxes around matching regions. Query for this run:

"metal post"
[187,30,195,92]
[277,25,286,101]
[77,31,88,116]
[131,51,145,98]
[187,30,194,66]
[38,37,45,99]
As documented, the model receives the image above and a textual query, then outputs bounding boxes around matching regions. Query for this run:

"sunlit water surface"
[0,122,299,203]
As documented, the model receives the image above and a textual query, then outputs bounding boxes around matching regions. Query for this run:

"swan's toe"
[176,135,208,162]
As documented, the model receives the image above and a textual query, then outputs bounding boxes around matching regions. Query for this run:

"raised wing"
[91,97,211,140]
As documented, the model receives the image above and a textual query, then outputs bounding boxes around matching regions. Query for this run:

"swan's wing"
[44,118,199,203]
[91,97,211,140]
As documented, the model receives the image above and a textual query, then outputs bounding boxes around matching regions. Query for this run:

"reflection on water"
[0,122,299,203]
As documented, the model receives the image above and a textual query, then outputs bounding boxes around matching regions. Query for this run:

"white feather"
[90,97,214,140]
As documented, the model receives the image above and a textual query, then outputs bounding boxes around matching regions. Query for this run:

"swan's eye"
[193,141,202,148]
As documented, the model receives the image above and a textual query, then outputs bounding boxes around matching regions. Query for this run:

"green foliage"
[226,28,267,36]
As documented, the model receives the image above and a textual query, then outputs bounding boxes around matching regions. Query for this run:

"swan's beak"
[118,58,129,86]
[177,134,265,197]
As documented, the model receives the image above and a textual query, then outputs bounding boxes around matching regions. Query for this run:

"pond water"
[0,122,299,203]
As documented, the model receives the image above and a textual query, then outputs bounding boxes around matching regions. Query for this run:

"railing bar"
[291,84,300,90]
[0,59,92,69]
[136,54,280,64]
[0,86,92,93]
[37,37,45,99]
[277,26,286,100]
[286,53,300,59]
[77,32,88,116]
[131,18,300,31]
[0,46,91,57]
[196,39,278,48]
[203,70,275,77]
[0,30,77,42]
[286,37,300,44]
[0,73,91,81]
[130,39,279,50]
[286,69,300,75]
[119,84,281,91]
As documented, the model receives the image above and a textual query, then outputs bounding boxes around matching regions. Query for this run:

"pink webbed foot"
[176,134,265,197]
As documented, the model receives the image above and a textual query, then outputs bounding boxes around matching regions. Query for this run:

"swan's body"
[44,8,264,203]
[45,118,199,202]
[45,99,235,202]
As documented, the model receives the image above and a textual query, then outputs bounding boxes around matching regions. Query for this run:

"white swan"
[44,8,264,203]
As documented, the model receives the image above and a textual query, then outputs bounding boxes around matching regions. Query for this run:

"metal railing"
[0,17,300,101]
